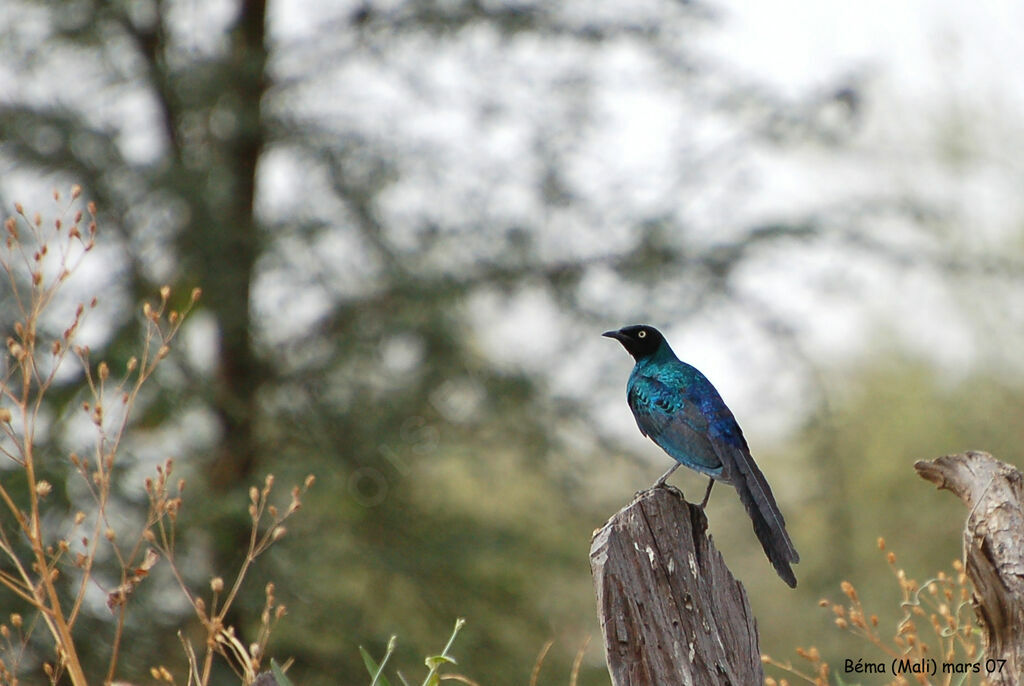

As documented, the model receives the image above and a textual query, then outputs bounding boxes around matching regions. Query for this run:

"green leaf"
[360,643,395,686]
[424,655,457,670]
[270,659,294,686]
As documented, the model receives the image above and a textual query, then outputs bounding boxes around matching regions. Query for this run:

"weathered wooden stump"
[590,486,763,685]
[915,451,1024,686]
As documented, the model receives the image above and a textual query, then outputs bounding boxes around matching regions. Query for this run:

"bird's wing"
[627,374,724,476]
[633,370,800,586]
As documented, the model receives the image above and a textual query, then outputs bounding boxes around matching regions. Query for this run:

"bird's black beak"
[602,329,627,342]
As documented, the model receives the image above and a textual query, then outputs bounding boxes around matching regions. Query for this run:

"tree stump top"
[590,486,763,686]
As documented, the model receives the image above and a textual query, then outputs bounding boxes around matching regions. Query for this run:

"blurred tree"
[0,0,986,684]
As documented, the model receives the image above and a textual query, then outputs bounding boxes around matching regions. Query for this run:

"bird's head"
[602,324,665,361]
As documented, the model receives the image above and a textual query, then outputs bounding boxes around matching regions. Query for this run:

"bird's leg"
[653,462,680,489]
[698,478,716,509]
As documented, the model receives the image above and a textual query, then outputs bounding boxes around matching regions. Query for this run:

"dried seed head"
[105,528,116,541]
[160,285,170,301]
[0,408,11,423]
[191,287,202,302]
[98,361,109,380]
[35,481,52,498]
[840,581,858,602]
[74,511,85,525]
[210,577,224,593]
[71,185,82,199]
[272,526,286,541]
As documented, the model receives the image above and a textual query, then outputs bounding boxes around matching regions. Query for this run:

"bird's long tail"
[727,446,799,587]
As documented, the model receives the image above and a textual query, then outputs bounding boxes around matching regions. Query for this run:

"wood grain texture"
[590,486,763,685]
[916,450,1024,686]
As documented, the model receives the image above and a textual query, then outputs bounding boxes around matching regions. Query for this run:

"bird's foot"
[635,483,683,501]
[651,463,681,490]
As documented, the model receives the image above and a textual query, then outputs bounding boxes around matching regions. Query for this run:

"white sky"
[708,0,1024,103]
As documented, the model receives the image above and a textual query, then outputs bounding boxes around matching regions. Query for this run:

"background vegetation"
[2,1,1023,684]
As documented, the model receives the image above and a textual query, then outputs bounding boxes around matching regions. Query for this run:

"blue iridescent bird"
[604,324,799,587]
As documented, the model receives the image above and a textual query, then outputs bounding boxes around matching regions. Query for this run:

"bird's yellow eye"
[637,330,647,338]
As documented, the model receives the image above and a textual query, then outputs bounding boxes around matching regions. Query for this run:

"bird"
[603,324,800,587]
